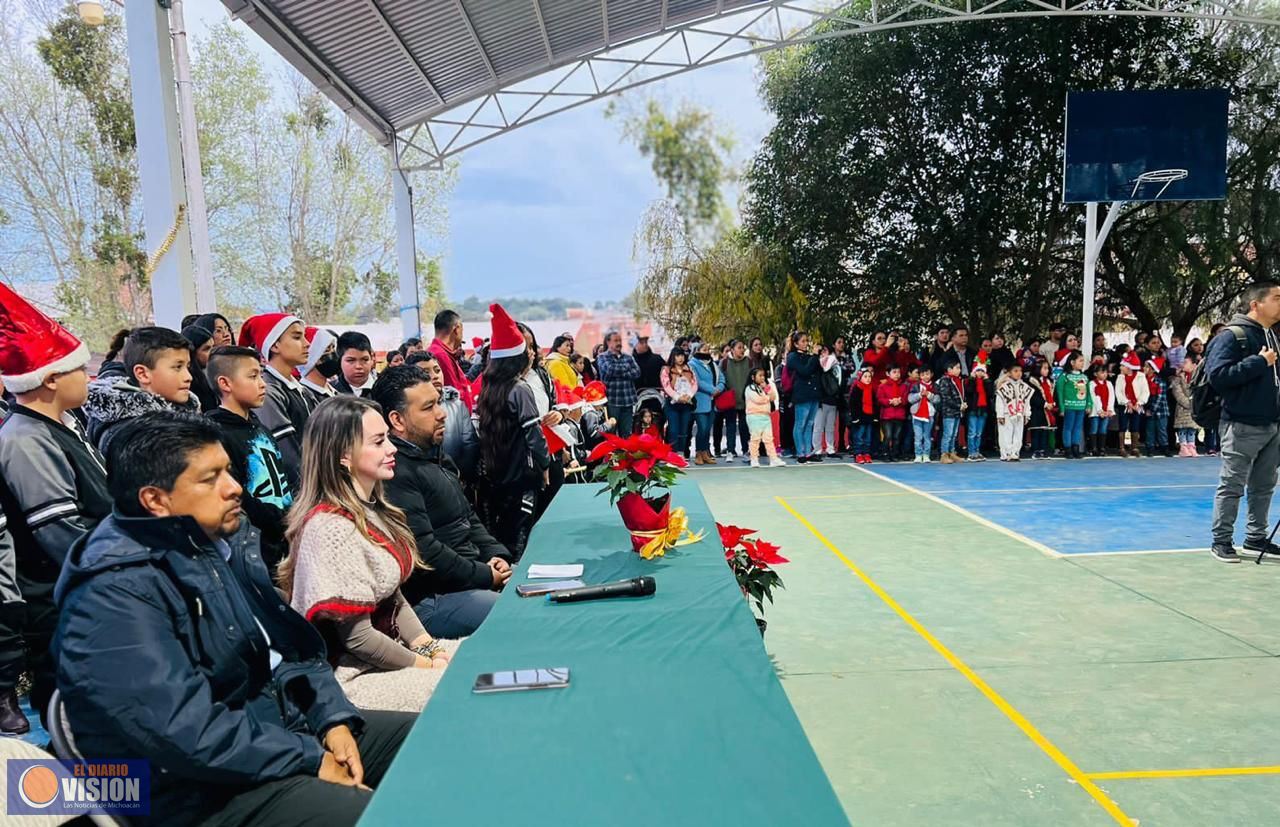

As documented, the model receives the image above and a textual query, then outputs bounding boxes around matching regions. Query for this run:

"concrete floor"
[693,461,1280,826]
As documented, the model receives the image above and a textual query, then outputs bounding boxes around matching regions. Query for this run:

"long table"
[360,482,849,826]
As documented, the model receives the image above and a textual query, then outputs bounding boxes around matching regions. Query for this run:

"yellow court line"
[1087,766,1280,780]
[774,495,1135,826]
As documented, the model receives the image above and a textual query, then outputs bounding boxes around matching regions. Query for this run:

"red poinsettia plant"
[588,431,688,505]
[718,523,788,618]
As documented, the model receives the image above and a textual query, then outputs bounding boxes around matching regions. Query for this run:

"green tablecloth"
[359,482,849,826]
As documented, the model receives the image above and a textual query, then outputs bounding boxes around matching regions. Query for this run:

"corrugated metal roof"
[221,0,759,142]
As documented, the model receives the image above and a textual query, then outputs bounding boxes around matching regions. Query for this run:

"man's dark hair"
[370,365,433,423]
[935,324,951,336]
[405,351,436,367]
[434,309,460,335]
[1049,322,1067,333]
[180,314,200,329]
[122,326,192,372]
[402,337,422,350]
[205,346,261,390]
[1240,281,1280,313]
[107,412,224,518]
[951,325,969,336]
[336,331,372,358]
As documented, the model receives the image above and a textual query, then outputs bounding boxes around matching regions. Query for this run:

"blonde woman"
[281,395,457,712]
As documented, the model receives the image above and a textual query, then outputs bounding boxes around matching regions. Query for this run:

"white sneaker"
[923,456,932,463]
[770,457,787,467]
[742,454,752,463]
[750,459,761,468]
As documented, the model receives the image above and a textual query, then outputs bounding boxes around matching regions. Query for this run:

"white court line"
[846,465,1064,558]
[1065,548,1205,558]
[789,482,1215,500]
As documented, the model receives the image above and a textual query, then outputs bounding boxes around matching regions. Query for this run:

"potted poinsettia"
[718,523,788,633]
[589,432,693,558]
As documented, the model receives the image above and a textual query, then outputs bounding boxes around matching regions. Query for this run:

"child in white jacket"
[1086,363,1116,457]
[1115,352,1149,457]
[994,365,1033,461]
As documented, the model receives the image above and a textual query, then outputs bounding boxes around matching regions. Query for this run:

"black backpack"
[820,365,841,398]
[1191,325,1248,428]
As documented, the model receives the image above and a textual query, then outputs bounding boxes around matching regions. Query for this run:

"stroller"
[634,387,667,434]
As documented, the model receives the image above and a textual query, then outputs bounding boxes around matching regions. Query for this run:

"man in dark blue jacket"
[54,413,413,826]
[1206,281,1280,563]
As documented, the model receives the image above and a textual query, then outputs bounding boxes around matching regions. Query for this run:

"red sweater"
[875,378,909,420]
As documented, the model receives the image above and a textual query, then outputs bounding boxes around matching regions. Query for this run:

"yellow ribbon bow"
[629,507,706,560]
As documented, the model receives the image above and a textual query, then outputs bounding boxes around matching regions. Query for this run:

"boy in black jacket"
[204,347,294,572]
[0,283,108,730]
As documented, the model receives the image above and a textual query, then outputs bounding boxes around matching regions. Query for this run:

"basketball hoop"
[1130,168,1189,200]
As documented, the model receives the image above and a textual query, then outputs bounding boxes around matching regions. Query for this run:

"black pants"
[0,600,23,694]
[721,409,751,455]
[883,421,903,459]
[203,710,414,827]
[779,397,795,453]
[488,485,540,561]
[17,577,57,723]
[534,456,564,523]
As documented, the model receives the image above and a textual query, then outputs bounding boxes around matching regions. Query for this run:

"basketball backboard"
[1062,88,1229,204]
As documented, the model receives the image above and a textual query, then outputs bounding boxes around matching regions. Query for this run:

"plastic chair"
[46,690,131,827]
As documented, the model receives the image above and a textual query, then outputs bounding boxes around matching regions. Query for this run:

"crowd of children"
[673,325,1214,468]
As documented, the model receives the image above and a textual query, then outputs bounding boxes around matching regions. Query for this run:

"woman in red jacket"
[861,331,893,385]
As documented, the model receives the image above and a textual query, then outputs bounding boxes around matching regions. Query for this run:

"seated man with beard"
[371,366,512,638]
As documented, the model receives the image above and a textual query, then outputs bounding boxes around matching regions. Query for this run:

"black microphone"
[548,576,656,604]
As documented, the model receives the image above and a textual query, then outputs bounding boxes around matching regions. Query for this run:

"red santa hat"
[487,303,525,360]
[238,312,303,359]
[0,282,90,393]
[1057,351,1074,368]
[553,381,584,411]
[1144,356,1165,373]
[471,337,485,351]
[1119,351,1142,372]
[301,326,336,375]
[582,380,608,406]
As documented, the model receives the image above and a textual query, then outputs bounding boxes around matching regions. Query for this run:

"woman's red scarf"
[1093,380,1110,411]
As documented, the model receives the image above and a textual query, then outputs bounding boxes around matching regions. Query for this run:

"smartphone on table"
[472,668,571,694]
[515,579,583,597]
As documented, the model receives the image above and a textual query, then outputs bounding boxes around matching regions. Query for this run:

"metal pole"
[1082,202,1097,357]
[390,154,421,341]
[169,0,217,312]
[125,0,196,328]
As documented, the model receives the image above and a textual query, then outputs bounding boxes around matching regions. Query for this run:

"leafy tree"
[607,97,735,241]
[746,10,1280,343]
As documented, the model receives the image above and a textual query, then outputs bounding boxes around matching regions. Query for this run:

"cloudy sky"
[186,4,776,304]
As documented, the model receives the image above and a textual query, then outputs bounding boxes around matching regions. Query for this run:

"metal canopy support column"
[391,153,421,342]
[1081,200,1124,354]
[125,0,196,328]
[170,0,217,312]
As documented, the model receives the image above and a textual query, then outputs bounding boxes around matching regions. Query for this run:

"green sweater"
[720,356,752,411]
[1054,370,1092,412]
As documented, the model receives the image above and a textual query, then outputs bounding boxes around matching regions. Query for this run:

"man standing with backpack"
[1204,282,1280,563]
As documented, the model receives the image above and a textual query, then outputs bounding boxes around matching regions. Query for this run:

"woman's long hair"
[518,322,543,370]
[478,352,532,481]
[280,395,422,594]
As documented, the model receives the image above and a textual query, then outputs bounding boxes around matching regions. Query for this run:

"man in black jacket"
[55,413,413,826]
[371,366,512,638]
[1206,281,1280,563]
